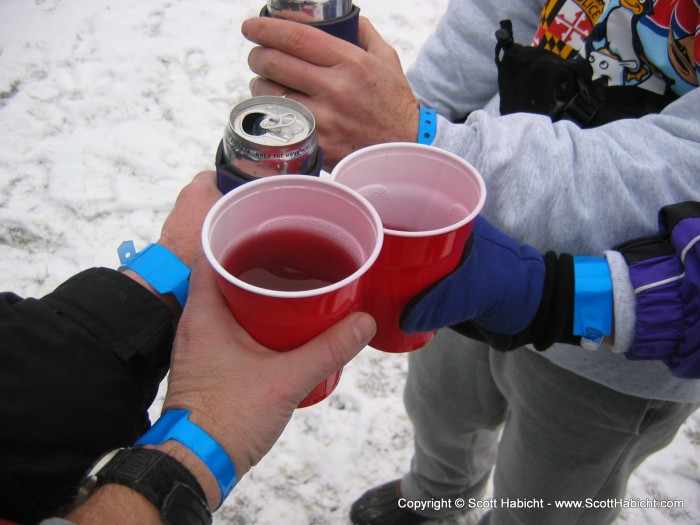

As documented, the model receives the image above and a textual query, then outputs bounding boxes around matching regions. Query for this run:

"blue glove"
[400,216,546,335]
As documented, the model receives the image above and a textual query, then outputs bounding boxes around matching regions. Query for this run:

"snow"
[0,1,698,524]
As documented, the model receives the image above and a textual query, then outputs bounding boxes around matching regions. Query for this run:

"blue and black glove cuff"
[452,251,580,351]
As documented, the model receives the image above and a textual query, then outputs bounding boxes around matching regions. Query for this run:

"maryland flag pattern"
[531,0,699,95]
[533,0,605,58]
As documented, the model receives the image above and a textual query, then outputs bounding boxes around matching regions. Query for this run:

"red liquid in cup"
[203,174,385,407]
[330,143,486,353]
[223,229,360,291]
[220,228,363,408]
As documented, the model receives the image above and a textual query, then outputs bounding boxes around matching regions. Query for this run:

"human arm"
[62,253,377,523]
[429,88,700,255]
[120,171,222,316]
[405,0,700,252]
[0,172,221,523]
[401,202,700,377]
[245,0,700,252]
[406,0,543,121]
[243,1,545,168]
[407,0,700,252]
[0,269,176,524]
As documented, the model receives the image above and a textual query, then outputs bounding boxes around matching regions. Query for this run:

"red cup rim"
[331,142,486,238]
[202,175,384,299]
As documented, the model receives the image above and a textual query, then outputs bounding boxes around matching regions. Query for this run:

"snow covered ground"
[1,1,698,524]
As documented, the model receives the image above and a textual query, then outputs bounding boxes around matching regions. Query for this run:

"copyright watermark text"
[398,497,466,513]
[397,497,685,512]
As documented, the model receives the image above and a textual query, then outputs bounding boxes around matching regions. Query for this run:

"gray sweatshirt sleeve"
[407,0,700,256]
[430,89,700,256]
[405,0,700,403]
[407,0,545,120]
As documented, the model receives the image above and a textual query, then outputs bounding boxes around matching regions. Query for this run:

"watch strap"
[162,483,211,525]
[94,447,211,525]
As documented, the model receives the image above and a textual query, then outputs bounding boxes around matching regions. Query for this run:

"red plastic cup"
[331,143,486,353]
[202,175,383,407]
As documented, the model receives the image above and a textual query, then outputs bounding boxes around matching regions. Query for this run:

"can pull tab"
[259,112,297,131]
[252,112,300,143]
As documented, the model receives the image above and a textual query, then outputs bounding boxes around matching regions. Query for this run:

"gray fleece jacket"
[406,0,700,402]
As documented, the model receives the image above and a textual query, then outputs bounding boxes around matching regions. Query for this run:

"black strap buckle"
[559,82,600,127]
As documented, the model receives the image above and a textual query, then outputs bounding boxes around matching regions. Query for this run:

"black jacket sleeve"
[0,268,176,524]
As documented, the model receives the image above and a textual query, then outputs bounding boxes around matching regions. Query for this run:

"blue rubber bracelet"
[135,409,238,502]
[417,106,437,145]
[118,242,191,307]
[573,256,613,350]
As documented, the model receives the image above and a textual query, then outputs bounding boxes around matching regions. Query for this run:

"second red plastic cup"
[202,175,383,407]
[331,143,486,353]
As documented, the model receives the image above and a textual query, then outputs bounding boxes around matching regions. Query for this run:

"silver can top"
[267,0,353,21]
[228,96,315,149]
[223,96,318,178]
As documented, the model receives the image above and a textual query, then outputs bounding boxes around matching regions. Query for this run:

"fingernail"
[352,313,377,346]
[241,19,251,37]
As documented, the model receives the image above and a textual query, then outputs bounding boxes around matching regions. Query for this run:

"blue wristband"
[118,242,191,307]
[417,106,437,145]
[573,256,613,350]
[135,409,238,502]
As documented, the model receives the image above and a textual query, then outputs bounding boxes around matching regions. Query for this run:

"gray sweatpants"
[400,329,698,524]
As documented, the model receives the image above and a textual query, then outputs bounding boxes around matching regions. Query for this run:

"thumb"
[281,312,376,395]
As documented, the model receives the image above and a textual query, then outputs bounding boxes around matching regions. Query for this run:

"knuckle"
[280,24,307,53]
[255,50,285,80]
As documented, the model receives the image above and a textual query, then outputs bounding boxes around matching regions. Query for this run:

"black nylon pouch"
[495,19,602,126]
[495,19,677,127]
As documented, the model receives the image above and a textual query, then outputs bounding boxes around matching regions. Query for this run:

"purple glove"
[616,201,700,379]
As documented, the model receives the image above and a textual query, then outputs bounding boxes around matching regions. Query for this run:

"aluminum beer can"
[267,0,353,22]
[223,96,318,178]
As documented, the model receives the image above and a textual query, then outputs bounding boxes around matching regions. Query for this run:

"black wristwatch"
[76,447,212,525]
